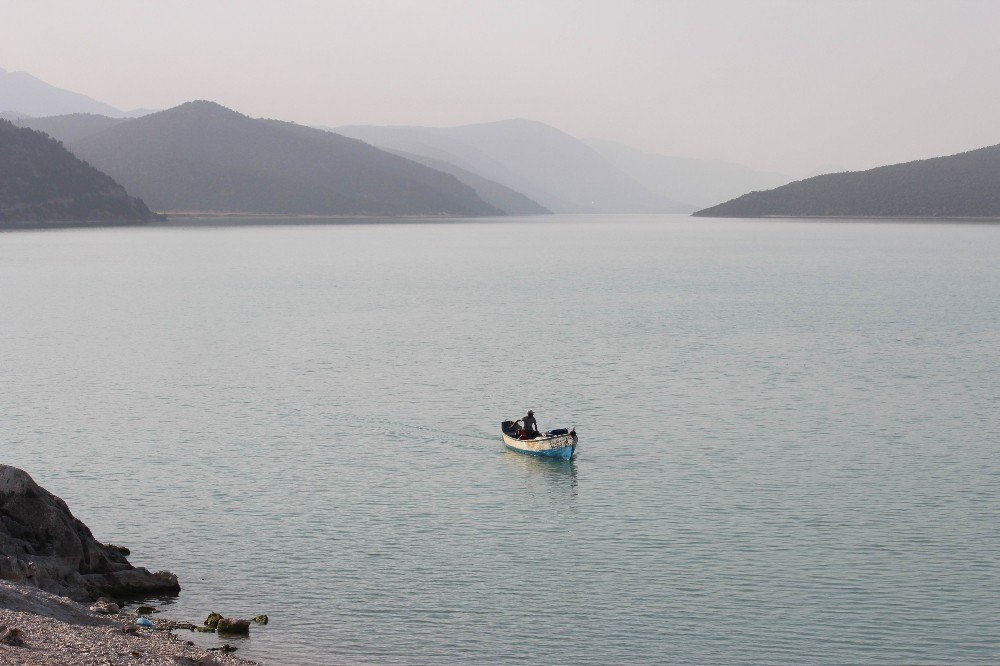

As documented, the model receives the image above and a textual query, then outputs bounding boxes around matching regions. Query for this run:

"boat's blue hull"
[504,442,576,460]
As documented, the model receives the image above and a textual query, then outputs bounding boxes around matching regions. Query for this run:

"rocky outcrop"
[215,618,250,635]
[0,465,180,601]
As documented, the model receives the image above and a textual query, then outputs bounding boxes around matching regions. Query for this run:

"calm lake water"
[1,215,998,665]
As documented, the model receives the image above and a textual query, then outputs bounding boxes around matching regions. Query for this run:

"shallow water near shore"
[1,214,998,664]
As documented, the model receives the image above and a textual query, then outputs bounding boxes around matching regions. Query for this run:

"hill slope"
[0,66,143,117]
[335,120,688,213]
[0,119,157,225]
[694,144,1000,218]
[387,149,549,215]
[587,139,791,209]
[70,101,502,216]
[12,113,127,143]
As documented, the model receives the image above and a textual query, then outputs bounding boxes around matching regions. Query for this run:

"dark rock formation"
[201,611,255,635]
[0,465,180,601]
[0,624,24,645]
[215,618,251,635]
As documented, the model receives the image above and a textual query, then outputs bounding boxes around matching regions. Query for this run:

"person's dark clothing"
[521,413,538,438]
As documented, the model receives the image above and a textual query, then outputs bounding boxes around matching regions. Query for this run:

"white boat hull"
[501,431,577,460]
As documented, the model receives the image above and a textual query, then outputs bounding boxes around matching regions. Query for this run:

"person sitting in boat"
[517,410,539,439]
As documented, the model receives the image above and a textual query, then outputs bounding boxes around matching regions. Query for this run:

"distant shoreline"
[689,214,1000,225]
[0,219,150,231]
[4,212,1000,232]
[0,212,514,231]
[161,210,498,218]
[694,214,1000,223]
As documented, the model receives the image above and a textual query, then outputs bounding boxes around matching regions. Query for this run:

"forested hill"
[694,144,1000,218]
[0,119,157,226]
[13,112,127,143]
[70,101,502,216]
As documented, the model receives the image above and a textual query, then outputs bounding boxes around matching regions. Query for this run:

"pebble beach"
[0,580,257,666]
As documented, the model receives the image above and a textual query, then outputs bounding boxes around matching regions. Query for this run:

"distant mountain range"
[334,120,693,214]
[11,66,998,224]
[694,145,1000,218]
[0,119,156,226]
[63,101,502,216]
[586,139,792,209]
[3,66,813,220]
[0,66,152,118]
[7,110,546,216]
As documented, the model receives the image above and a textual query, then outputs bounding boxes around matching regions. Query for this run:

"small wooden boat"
[501,421,577,460]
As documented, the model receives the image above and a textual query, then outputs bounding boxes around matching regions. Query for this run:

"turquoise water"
[1,215,998,664]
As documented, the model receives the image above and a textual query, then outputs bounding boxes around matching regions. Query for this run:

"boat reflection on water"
[502,448,578,499]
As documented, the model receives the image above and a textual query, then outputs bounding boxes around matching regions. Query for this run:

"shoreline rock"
[0,464,180,602]
[0,465,260,663]
[0,579,256,665]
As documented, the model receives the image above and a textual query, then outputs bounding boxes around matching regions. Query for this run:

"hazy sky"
[3,0,999,174]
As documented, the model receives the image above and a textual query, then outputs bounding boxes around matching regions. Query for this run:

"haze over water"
[1,215,998,664]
